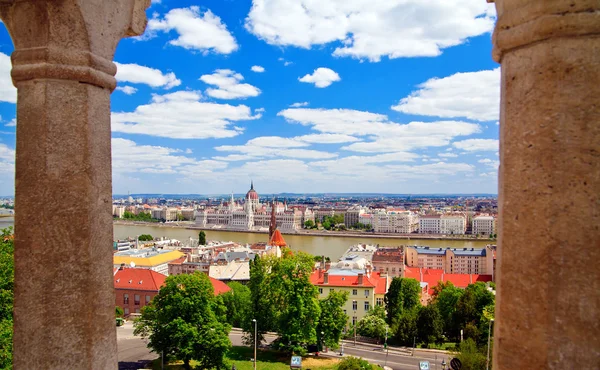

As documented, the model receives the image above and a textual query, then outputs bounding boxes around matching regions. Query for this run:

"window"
[123,294,129,304]
[319,288,323,294]
[352,289,357,295]
[391,267,396,273]
[376,298,384,306]
[146,295,151,304]
[134,294,140,305]
[330,288,334,293]
[352,316,357,325]
[364,290,369,297]
[135,308,140,314]
[352,300,357,310]
[364,301,370,311]
[124,307,129,315]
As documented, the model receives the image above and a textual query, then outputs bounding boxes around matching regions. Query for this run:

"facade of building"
[344,207,365,228]
[419,213,466,234]
[372,247,404,277]
[473,216,497,235]
[371,211,419,233]
[404,245,495,276]
[419,215,441,234]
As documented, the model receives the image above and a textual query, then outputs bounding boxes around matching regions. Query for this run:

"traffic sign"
[450,357,462,370]
[290,356,302,368]
[419,361,430,370]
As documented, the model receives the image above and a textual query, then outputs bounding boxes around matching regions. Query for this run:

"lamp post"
[252,319,257,370]
[353,311,357,346]
[486,319,494,370]
[321,331,325,353]
[384,326,389,367]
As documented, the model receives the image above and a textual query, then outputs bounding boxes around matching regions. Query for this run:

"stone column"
[491,1,600,369]
[0,1,149,368]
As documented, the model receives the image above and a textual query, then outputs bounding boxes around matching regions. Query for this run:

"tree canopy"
[198,231,206,245]
[134,272,231,370]
[221,281,251,328]
[317,290,348,350]
[384,277,421,325]
[138,234,153,241]
[0,227,14,369]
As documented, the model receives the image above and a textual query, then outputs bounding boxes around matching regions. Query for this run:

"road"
[117,323,450,370]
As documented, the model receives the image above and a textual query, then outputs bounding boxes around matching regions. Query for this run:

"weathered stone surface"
[492,1,600,369]
[0,1,149,368]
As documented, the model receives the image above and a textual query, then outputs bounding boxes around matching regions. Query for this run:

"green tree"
[245,255,277,346]
[430,281,464,340]
[138,234,153,241]
[336,356,375,370]
[0,228,14,369]
[269,252,321,354]
[356,315,387,341]
[454,282,494,341]
[384,277,421,325]
[304,220,315,229]
[322,221,331,230]
[198,231,206,245]
[134,272,231,370]
[454,338,487,370]
[391,309,418,346]
[416,305,443,346]
[317,290,348,350]
[116,306,124,318]
[221,282,251,328]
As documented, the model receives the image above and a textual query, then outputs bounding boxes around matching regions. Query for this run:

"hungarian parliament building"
[195,182,315,232]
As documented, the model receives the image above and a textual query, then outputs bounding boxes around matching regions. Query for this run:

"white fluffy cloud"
[295,134,358,144]
[200,69,261,99]
[439,153,458,158]
[278,108,480,153]
[0,52,16,103]
[114,62,181,89]
[299,68,340,88]
[214,136,337,161]
[392,68,500,121]
[251,65,265,73]
[4,118,16,127]
[453,139,499,152]
[116,86,138,95]
[0,143,15,188]
[246,0,496,61]
[111,90,260,139]
[148,7,238,54]
[290,102,309,108]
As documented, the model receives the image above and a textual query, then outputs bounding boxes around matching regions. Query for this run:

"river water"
[0,218,491,260]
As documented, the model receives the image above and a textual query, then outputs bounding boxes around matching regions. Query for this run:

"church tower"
[269,199,277,241]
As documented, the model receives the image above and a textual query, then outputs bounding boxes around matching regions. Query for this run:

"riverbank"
[112,220,495,243]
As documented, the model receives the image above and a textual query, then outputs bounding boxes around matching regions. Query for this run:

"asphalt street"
[117,323,451,370]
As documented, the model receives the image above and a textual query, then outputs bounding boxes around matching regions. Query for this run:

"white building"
[372,210,418,234]
[473,216,497,235]
[441,213,467,235]
[419,215,441,234]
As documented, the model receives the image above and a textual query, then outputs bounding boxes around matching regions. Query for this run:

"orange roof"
[310,270,385,292]
[269,229,287,247]
[114,268,166,292]
[168,256,187,265]
[209,277,231,295]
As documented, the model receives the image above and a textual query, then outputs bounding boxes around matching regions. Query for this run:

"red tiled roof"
[404,267,493,292]
[404,266,421,280]
[209,277,231,295]
[375,275,388,294]
[114,268,166,291]
[168,256,187,265]
[310,270,384,290]
[269,229,287,247]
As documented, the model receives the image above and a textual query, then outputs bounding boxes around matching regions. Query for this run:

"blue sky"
[0,0,500,196]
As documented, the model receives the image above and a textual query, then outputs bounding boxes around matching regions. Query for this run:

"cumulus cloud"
[392,68,500,121]
[278,108,480,153]
[453,139,499,152]
[299,68,340,88]
[148,7,238,54]
[116,85,138,95]
[115,62,181,89]
[251,65,265,73]
[245,1,496,61]
[4,118,16,127]
[0,52,16,103]
[111,90,260,139]
[290,102,309,108]
[295,134,359,144]
[0,143,15,190]
[214,136,337,161]
[200,69,261,99]
[439,153,458,158]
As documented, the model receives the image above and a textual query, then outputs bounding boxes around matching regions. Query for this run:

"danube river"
[0,217,491,259]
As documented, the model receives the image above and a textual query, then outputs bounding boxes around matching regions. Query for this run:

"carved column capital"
[491,0,600,62]
[0,0,150,90]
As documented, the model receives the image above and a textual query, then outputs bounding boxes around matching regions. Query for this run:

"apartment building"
[113,248,184,276]
[372,247,404,277]
[419,213,466,234]
[404,245,495,277]
[473,215,497,235]
[345,207,365,228]
[419,215,441,234]
[372,211,419,234]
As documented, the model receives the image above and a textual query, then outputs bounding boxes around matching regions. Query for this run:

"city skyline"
[0,1,500,196]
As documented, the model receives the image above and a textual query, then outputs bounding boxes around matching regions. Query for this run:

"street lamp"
[486,319,495,370]
[441,359,447,370]
[321,331,325,353]
[252,319,257,370]
[384,325,389,367]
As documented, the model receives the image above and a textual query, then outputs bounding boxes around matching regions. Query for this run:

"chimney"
[324,272,329,284]
[321,255,326,269]
[358,273,364,285]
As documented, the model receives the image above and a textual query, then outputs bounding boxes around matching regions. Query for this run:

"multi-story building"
[114,267,230,316]
[113,248,184,276]
[441,213,467,235]
[372,247,404,277]
[372,210,419,234]
[419,215,441,234]
[344,207,365,228]
[404,245,495,276]
[473,215,497,236]
[358,213,373,228]
[112,205,125,218]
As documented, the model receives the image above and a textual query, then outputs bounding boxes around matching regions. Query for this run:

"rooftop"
[113,249,184,267]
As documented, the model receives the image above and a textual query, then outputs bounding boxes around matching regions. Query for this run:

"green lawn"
[149,346,340,370]
[418,342,457,351]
